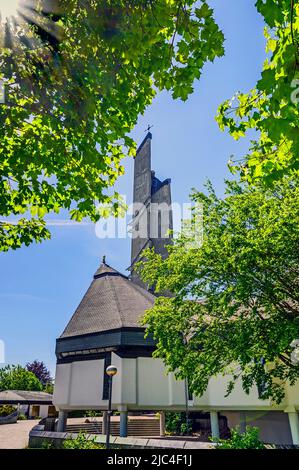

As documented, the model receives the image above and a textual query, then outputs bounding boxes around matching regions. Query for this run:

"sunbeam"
[0,0,64,52]
[0,0,20,24]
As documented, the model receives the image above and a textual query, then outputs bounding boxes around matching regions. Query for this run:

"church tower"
[53,133,173,436]
[129,132,173,287]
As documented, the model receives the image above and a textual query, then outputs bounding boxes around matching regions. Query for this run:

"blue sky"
[0,1,266,375]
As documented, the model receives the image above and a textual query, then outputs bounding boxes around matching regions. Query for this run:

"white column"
[57,410,68,432]
[159,411,166,437]
[210,411,220,440]
[286,409,299,445]
[239,411,247,433]
[119,411,128,438]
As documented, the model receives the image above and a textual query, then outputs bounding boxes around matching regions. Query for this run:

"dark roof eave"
[59,325,146,341]
[0,399,53,405]
[56,327,155,356]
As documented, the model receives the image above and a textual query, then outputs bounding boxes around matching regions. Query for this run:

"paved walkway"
[0,420,40,449]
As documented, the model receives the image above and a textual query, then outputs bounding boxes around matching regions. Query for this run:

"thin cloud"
[0,219,92,227]
[45,220,92,227]
[0,293,53,303]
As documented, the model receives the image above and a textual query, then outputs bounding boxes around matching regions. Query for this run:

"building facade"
[53,134,299,445]
[0,390,55,419]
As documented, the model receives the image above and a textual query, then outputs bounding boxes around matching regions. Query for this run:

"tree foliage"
[0,364,43,391]
[0,0,224,251]
[26,360,52,387]
[138,177,299,403]
[217,0,299,185]
[0,404,17,417]
[1,1,299,251]
[165,412,191,435]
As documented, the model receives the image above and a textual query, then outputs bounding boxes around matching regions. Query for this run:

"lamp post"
[105,365,117,449]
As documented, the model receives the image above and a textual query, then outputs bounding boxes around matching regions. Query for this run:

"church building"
[53,133,299,445]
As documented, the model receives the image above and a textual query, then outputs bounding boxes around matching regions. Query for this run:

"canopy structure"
[0,390,52,405]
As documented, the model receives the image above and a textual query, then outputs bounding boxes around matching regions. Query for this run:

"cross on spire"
[144,124,153,133]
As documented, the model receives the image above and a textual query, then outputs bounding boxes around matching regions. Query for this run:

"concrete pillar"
[119,411,128,438]
[287,410,299,445]
[239,411,247,433]
[102,411,108,435]
[57,410,68,432]
[210,411,220,440]
[159,411,166,437]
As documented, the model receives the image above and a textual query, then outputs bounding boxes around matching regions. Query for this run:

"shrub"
[165,412,192,435]
[67,410,86,418]
[85,410,101,418]
[41,441,55,449]
[0,405,16,417]
[18,414,27,421]
[214,426,265,449]
[62,432,104,449]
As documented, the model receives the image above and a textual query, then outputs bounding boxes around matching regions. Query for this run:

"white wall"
[22,404,51,418]
[53,358,106,409]
[194,375,270,410]
[223,411,293,445]
[69,360,104,407]
[53,353,299,412]
[38,405,50,419]
[53,362,72,407]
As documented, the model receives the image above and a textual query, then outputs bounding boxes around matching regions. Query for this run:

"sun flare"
[0,0,20,24]
[0,0,64,52]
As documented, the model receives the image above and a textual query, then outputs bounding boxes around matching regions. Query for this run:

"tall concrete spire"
[129,132,173,288]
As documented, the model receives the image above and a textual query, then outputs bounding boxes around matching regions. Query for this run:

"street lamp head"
[106,365,117,377]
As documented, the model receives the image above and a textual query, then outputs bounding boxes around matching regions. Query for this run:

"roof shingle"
[60,262,156,338]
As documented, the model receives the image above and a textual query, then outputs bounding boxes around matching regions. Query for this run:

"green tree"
[0,0,224,251]
[138,176,299,403]
[0,364,43,391]
[217,0,299,185]
[1,1,299,253]
[26,360,52,387]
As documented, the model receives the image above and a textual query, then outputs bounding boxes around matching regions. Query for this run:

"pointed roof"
[93,262,121,278]
[60,261,156,338]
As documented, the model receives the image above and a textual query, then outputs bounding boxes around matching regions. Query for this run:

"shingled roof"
[60,261,156,338]
[0,390,53,404]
